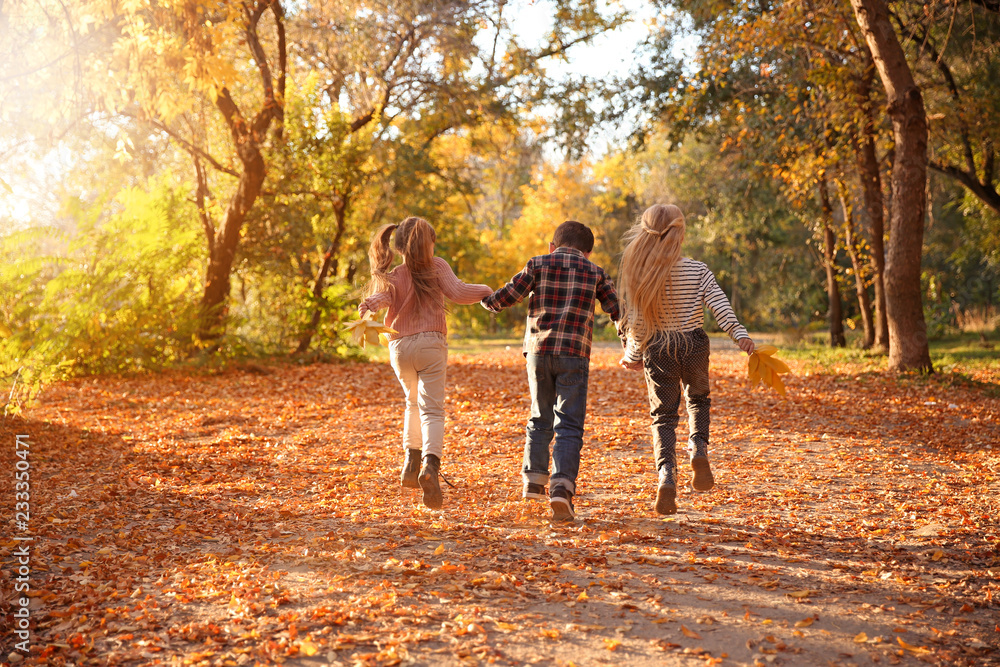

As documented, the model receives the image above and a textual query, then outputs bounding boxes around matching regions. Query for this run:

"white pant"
[389,332,448,458]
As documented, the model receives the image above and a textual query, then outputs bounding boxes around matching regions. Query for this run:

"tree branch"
[929,159,1000,214]
[273,0,286,137]
[350,23,417,133]
[134,115,239,178]
[193,156,216,253]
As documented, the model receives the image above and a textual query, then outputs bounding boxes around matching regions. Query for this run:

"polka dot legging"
[642,329,712,486]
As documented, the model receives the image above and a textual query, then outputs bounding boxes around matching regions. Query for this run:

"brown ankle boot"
[418,454,442,509]
[400,449,421,488]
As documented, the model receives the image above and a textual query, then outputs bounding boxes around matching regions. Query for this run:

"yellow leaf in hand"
[748,347,791,396]
[761,362,773,387]
[343,313,396,348]
[763,355,790,374]
[771,371,786,396]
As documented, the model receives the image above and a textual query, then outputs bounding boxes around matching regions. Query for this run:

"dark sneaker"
[549,486,575,521]
[690,455,715,491]
[418,454,443,509]
[656,484,677,515]
[523,482,547,501]
[400,449,421,489]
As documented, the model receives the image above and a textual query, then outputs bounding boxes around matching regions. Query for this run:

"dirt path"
[1,345,998,666]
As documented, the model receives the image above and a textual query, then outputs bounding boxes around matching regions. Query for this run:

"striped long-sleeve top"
[621,257,749,363]
[359,257,493,340]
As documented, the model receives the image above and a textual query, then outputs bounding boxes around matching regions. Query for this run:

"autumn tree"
[848,0,933,371]
[255,0,622,352]
[622,0,878,346]
[894,1,1000,215]
[625,0,936,367]
[68,0,289,343]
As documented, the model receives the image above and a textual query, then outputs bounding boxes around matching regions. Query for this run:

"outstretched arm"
[701,270,751,348]
[435,257,493,304]
[481,262,535,313]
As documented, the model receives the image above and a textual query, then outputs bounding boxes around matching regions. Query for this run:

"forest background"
[1,0,999,407]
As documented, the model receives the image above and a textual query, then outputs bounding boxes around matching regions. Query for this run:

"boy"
[481,220,620,521]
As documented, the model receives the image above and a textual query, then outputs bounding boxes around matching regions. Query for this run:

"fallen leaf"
[897,637,931,654]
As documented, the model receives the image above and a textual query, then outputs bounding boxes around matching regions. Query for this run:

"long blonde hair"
[365,216,443,315]
[618,204,687,353]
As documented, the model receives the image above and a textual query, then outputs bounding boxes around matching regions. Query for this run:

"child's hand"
[358,300,370,317]
[619,357,643,371]
[738,337,755,355]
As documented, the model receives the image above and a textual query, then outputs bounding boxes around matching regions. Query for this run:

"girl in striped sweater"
[617,204,755,515]
[359,217,493,510]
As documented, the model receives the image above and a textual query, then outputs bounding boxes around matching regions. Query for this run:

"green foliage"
[594,136,825,331]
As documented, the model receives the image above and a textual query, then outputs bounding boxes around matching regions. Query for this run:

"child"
[359,217,493,510]
[481,220,621,521]
[617,204,754,515]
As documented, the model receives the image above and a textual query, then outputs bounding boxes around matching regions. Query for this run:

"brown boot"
[655,484,677,515]
[400,449,421,488]
[418,454,442,509]
[690,455,715,491]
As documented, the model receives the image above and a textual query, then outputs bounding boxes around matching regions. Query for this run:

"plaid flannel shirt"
[482,247,621,359]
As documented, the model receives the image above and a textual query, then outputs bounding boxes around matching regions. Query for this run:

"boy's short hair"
[552,220,595,253]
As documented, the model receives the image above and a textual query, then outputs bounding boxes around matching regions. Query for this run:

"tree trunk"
[195,3,286,343]
[819,183,846,347]
[838,185,875,347]
[199,149,267,340]
[848,0,933,372]
[853,52,890,351]
[295,203,348,354]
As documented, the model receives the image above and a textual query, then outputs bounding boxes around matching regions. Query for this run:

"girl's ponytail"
[362,217,444,315]
[395,217,443,314]
[365,223,398,299]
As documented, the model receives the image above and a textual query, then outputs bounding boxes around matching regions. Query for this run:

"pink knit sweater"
[359,257,492,339]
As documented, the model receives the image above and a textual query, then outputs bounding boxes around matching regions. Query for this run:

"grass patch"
[770,331,999,393]
[355,334,523,362]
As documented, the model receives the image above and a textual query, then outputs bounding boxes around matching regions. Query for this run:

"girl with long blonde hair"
[359,217,493,509]
[618,204,755,515]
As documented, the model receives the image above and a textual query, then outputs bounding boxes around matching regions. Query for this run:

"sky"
[506,0,656,79]
[502,0,686,155]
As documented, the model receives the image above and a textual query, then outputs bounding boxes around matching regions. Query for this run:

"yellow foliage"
[499,161,606,273]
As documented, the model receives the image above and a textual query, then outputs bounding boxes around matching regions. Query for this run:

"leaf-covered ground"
[2,342,999,666]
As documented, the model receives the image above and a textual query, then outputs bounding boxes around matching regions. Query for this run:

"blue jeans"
[523,354,590,494]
